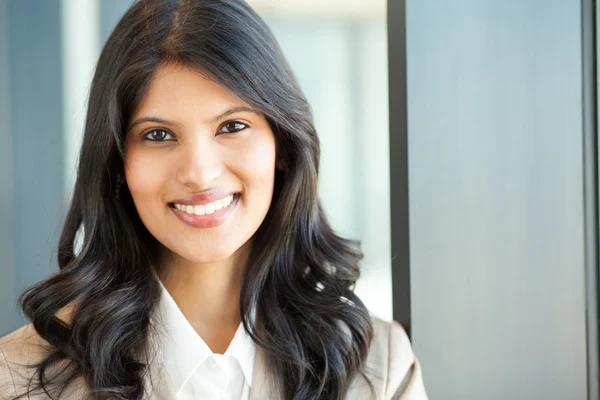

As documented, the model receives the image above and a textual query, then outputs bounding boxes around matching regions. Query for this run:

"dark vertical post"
[387,0,411,335]
[583,0,599,398]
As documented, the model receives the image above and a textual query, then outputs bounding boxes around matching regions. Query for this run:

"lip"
[170,189,239,206]
[170,193,240,229]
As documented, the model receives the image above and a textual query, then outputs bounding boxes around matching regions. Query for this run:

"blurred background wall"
[402,1,591,399]
[0,0,13,333]
[1,0,66,332]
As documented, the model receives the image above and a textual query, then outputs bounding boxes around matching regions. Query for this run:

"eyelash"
[142,121,249,142]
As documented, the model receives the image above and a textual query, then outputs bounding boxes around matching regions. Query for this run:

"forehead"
[131,63,251,120]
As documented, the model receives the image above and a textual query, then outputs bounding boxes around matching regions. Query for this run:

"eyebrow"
[126,106,262,133]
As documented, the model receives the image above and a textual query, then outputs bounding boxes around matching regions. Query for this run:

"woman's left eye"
[218,121,248,134]
[143,129,175,141]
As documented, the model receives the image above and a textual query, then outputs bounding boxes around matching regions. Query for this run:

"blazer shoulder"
[368,316,428,399]
[0,322,52,366]
[0,323,55,399]
[0,337,16,399]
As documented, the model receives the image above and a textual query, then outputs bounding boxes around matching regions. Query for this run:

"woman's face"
[124,63,277,264]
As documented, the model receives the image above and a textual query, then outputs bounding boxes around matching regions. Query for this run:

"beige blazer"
[0,316,427,399]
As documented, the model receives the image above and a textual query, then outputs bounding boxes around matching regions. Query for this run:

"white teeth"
[194,205,205,216]
[174,194,236,216]
[205,203,216,215]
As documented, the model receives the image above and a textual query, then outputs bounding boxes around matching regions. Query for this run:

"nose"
[176,137,223,189]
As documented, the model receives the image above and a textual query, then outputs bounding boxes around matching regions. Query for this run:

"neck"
[156,241,251,352]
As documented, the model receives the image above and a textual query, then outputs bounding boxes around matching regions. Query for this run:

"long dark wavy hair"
[13,0,375,398]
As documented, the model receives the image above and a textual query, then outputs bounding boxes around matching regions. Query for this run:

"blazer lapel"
[143,328,178,400]
[147,366,178,400]
[249,346,281,400]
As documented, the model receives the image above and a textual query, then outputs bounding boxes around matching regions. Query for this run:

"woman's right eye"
[143,129,175,141]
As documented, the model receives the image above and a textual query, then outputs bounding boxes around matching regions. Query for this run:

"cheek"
[237,136,276,194]
[124,148,168,205]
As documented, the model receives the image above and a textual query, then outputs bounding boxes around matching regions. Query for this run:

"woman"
[0,0,427,399]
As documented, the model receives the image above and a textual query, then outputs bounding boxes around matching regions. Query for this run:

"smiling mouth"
[168,193,241,216]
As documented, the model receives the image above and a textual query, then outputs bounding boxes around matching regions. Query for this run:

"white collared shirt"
[152,279,256,399]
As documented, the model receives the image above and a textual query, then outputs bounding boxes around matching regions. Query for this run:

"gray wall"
[0,0,15,331]
[406,1,588,399]
[0,0,65,334]
[99,0,135,44]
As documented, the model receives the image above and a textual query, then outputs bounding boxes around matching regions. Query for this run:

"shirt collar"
[150,274,256,393]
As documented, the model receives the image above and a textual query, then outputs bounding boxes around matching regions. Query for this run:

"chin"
[158,233,252,266]
[176,246,238,264]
